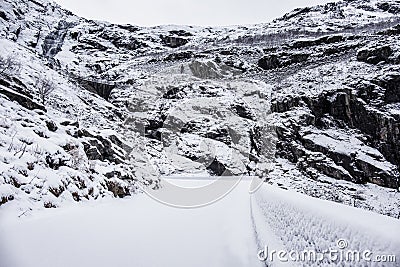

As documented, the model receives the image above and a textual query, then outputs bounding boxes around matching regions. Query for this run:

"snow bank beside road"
[253,185,400,266]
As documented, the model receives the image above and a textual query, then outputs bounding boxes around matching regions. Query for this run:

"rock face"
[258,52,310,70]
[42,20,75,57]
[357,45,392,64]
[377,1,400,14]
[160,35,189,48]
[258,55,281,70]
[272,70,400,189]
[0,85,45,111]
[189,59,242,78]
[0,0,400,215]
[290,35,345,49]
[374,73,400,103]
[78,129,127,164]
[79,79,116,100]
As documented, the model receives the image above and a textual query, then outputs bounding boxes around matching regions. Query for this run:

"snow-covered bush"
[0,54,21,77]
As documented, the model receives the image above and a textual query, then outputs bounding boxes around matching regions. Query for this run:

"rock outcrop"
[357,45,392,64]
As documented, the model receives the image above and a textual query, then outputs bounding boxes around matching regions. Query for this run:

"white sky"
[54,0,340,27]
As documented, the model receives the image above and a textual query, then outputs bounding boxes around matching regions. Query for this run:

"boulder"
[206,158,232,176]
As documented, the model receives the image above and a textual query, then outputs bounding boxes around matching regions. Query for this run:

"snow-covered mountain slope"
[0,0,399,218]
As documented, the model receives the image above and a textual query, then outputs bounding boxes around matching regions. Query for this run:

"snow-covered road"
[0,179,264,267]
[1,179,399,267]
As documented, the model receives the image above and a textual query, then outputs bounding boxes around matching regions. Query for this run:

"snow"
[253,184,400,266]
[0,0,399,265]
[0,179,263,267]
[268,158,400,220]
[1,180,399,267]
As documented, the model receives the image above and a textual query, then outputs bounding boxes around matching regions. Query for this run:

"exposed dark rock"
[82,144,102,160]
[45,153,69,170]
[163,85,186,99]
[205,128,231,145]
[168,30,193,37]
[357,45,392,64]
[310,88,400,171]
[105,180,130,198]
[223,57,247,72]
[160,35,189,48]
[372,73,400,104]
[180,119,232,145]
[206,158,232,176]
[322,44,357,56]
[258,55,281,70]
[296,151,355,183]
[0,194,14,206]
[42,20,74,57]
[73,39,108,51]
[117,24,140,32]
[111,37,148,50]
[46,120,58,132]
[78,129,126,164]
[378,24,400,36]
[79,79,116,100]
[301,134,399,188]
[0,10,8,21]
[273,83,400,189]
[290,35,344,49]
[44,202,57,208]
[377,2,400,14]
[60,120,79,127]
[189,59,239,79]
[282,7,312,20]
[70,31,80,40]
[0,79,10,88]
[49,185,65,197]
[144,119,163,141]
[288,53,310,64]
[0,86,46,111]
[164,51,193,61]
[271,96,303,113]
[231,103,254,120]
[259,52,309,70]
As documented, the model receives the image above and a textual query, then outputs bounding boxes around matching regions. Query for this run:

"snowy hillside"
[0,0,400,266]
[0,0,399,214]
